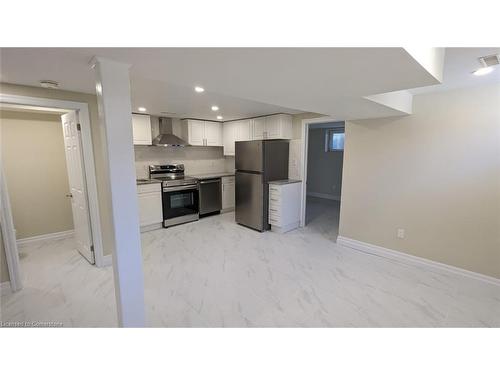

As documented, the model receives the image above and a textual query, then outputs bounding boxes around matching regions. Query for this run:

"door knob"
[66,193,73,198]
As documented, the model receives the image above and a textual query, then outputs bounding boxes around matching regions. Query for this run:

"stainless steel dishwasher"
[198,178,222,216]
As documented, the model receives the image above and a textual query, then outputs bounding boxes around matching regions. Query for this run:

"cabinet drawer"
[269,214,282,225]
[222,176,235,184]
[269,195,281,205]
[269,185,281,193]
[269,189,281,200]
[268,207,281,217]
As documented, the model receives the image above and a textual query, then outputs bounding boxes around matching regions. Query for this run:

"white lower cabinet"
[221,176,235,211]
[137,183,163,230]
[268,180,301,233]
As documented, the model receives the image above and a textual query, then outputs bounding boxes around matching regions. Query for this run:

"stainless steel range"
[149,164,199,227]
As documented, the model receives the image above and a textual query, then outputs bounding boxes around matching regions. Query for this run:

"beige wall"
[1,110,74,238]
[307,128,344,198]
[339,83,500,278]
[0,229,9,283]
[0,83,113,255]
[292,112,325,140]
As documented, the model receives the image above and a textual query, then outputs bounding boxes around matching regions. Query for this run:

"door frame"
[299,116,342,227]
[0,94,105,285]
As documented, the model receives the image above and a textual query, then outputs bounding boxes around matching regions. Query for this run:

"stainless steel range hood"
[152,117,189,147]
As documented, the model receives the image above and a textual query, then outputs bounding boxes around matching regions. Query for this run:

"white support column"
[90,56,145,327]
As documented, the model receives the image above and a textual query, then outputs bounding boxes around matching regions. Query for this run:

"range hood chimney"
[152,117,189,147]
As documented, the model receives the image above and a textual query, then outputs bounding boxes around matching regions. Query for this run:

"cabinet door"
[222,177,235,210]
[252,117,266,140]
[236,119,252,141]
[223,121,236,156]
[204,121,222,146]
[132,114,152,145]
[279,114,293,139]
[138,191,163,226]
[265,114,281,139]
[188,120,205,146]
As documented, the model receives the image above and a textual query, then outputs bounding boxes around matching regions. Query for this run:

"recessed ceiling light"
[138,107,147,112]
[39,80,59,89]
[473,67,494,76]
[211,106,219,111]
[195,86,205,93]
[217,115,223,120]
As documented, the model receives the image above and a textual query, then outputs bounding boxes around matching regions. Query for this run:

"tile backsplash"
[134,145,234,178]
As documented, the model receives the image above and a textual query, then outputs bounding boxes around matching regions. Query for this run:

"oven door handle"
[163,185,198,193]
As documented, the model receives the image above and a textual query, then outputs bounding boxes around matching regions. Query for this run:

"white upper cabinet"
[132,114,152,145]
[223,121,237,156]
[223,115,292,155]
[223,119,252,156]
[181,119,222,146]
[204,120,223,146]
[265,114,283,138]
[251,117,267,140]
[236,119,252,142]
[252,114,292,140]
[187,119,205,146]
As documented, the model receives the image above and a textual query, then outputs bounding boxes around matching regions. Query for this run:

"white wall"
[339,83,500,278]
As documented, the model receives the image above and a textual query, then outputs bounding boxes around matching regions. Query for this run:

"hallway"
[305,196,341,242]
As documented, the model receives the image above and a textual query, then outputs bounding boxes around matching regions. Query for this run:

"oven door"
[162,185,199,226]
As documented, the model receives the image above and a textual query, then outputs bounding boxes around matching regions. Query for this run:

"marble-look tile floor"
[305,196,341,242]
[1,211,499,327]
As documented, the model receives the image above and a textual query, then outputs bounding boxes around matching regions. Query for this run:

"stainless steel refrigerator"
[235,140,289,231]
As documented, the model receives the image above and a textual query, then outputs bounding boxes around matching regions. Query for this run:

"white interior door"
[61,111,94,264]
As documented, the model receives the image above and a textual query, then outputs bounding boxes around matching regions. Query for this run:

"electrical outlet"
[397,229,405,239]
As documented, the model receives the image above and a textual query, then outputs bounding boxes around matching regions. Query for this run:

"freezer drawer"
[235,140,263,172]
[235,171,266,231]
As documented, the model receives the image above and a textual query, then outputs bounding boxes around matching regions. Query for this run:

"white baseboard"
[1,281,12,296]
[337,236,500,287]
[16,230,75,246]
[307,192,341,201]
[140,223,163,233]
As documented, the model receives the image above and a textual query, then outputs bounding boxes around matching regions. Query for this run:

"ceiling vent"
[478,54,500,67]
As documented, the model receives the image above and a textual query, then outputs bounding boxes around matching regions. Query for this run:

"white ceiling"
[410,47,500,95]
[0,48,444,120]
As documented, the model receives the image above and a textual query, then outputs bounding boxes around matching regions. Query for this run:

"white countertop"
[136,178,162,185]
[190,171,235,179]
[268,179,302,185]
